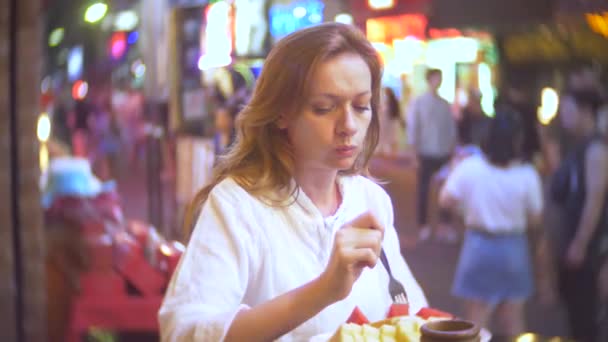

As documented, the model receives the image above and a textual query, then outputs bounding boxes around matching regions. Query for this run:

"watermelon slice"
[387,303,409,318]
[346,306,370,325]
[415,307,454,320]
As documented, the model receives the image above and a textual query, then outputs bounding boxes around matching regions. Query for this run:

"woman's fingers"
[344,247,378,269]
[335,228,382,253]
[334,228,382,270]
[345,212,385,238]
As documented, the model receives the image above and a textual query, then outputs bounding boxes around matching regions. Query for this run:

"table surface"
[490,332,574,341]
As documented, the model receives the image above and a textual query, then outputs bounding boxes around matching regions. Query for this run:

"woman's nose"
[337,105,357,137]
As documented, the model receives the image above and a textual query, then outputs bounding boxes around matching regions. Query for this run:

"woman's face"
[280,53,373,173]
[559,95,581,133]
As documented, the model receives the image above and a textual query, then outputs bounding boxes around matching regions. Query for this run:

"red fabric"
[114,239,167,296]
[86,239,115,271]
[79,271,126,297]
[66,296,162,342]
[126,220,153,247]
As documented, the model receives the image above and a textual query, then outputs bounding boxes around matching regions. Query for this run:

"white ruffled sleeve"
[158,184,257,341]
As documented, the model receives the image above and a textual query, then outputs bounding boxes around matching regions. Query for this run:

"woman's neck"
[294,168,341,217]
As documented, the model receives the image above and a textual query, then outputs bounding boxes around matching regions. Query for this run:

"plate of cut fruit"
[309,304,491,342]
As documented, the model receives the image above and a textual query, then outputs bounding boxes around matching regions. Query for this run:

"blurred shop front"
[347,0,608,132]
[168,0,261,232]
[496,0,608,90]
[349,0,500,119]
[168,0,348,132]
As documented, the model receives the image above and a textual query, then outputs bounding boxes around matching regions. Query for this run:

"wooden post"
[0,0,19,339]
[0,0,47,341]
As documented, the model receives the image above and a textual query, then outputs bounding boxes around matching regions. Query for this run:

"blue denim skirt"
[452,229,534,305]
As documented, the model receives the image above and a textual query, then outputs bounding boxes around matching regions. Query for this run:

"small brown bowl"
[420,319,481,342]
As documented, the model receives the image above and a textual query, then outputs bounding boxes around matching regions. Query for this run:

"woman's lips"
[335,145,357,157]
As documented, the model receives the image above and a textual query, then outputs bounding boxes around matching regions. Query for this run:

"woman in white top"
[159,23,427,342]
[439,110,544,336]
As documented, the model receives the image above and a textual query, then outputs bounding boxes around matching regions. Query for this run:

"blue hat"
[41,157,116,209]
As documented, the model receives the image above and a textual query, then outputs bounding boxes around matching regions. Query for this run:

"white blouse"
[158,175,428,342]
[442,154,544,233]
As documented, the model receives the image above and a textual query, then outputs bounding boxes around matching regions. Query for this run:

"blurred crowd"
[374,64,608,341]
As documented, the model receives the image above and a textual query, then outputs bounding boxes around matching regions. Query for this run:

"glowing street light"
[37,113,51,143]
[368,0,394,10]
[537,87,559,125]
[334,13,353,25]
[48,27,64,47]
[84,2,108,24]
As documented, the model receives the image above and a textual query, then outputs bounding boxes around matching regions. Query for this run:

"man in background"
[407,69,457,241]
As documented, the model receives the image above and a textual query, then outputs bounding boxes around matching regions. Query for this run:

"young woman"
[159,23,427,342]
[439,110,545,335]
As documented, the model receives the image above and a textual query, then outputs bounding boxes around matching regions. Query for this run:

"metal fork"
[379,249,409,304]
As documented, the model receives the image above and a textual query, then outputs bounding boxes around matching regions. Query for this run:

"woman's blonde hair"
[184,23,383,235]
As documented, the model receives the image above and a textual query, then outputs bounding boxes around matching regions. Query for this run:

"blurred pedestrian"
[440,109,547,335]
[68,101,92,158]
[550,89,608,342]
[495,83,540,163]
[376,86,405,156]
[458,90,489,147]
[407,69,457,241]
[213,105,237,156]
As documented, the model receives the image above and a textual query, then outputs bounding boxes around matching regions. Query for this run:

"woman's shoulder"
[208,177,293,210]
[455,153,485,171]
[511,162,541,180]
[207,177,258,205]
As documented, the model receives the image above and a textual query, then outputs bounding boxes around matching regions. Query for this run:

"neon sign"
[199,1,233,70]
[586,12,608,38]
[269,0,324,41]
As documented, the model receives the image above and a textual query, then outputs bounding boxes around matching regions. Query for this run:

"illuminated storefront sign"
[67,46,84,81]
[199,1,234,70]
[586,12,608,38]
[234,0,269,57]
[365,14,496,112]
[269,0,325,42]
[366,14,427,43]
[109,32,128,60]
[368,0,394,10]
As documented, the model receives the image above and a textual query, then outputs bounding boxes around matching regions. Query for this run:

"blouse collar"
[291,175,350,221]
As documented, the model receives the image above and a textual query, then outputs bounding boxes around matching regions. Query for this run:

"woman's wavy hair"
[183,23,383,235]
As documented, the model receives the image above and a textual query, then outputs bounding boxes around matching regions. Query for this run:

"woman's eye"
[312,105,334,114]
[354,105,371,112]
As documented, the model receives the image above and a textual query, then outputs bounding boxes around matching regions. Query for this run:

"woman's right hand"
[320,211,385,303]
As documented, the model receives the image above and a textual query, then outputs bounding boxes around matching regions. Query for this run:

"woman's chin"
[333,159,356,171]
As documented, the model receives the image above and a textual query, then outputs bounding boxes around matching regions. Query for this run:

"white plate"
[309,328,492,342]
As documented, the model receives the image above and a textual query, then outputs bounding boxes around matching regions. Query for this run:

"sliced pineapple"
[379,324,397,342]
[394,317,423,342]
[331,315,440,342]
[361,325,380,342]
[329,323,361,342]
